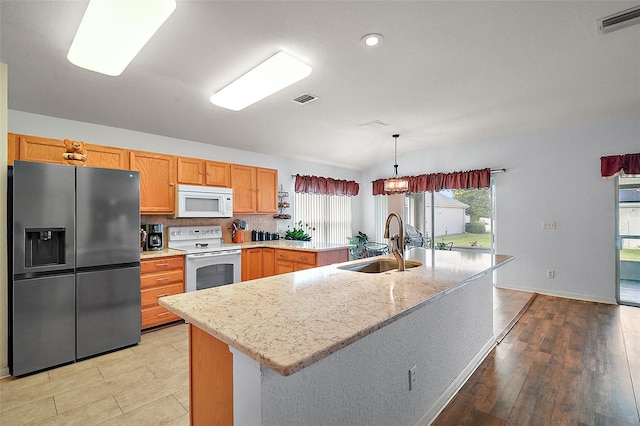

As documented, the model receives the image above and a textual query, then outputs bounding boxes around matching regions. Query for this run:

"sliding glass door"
[402,180,495,254]
[618,176,640,306]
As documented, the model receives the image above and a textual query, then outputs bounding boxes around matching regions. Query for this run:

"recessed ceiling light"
[210,51,312,111]
[67,0,176,76]
[361,33,384,47]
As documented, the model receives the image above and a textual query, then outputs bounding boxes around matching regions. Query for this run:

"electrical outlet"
[542,221,556,229]
[409,365,417,390]
[547,270,554,278]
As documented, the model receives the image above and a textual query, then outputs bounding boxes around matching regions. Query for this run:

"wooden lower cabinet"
[275,249,316,274]
[244,247,349,280]
[241,248,263,281]
[140,255,184,329]
[262,248,275,277]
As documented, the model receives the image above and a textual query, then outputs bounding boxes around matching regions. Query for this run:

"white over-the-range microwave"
[175,185,233,218]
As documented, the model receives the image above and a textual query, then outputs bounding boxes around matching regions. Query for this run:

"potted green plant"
[285,221,315,241]
[348,231,369,259]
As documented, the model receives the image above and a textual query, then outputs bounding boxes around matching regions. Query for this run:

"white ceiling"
[1,1,639,171]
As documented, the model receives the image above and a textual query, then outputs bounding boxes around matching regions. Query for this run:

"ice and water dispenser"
[24,228,66,267]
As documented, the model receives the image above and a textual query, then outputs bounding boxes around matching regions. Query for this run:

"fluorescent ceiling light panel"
[210,51,312,111]
[67,0,176,76]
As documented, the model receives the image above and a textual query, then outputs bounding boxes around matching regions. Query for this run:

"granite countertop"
[140,248,186,259]
[239,240,353,252]
[159,248,513,376]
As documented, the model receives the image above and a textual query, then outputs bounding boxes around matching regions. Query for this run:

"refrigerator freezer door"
[10,274,76,376]
[12,161,75,276]
[76,266,142,359]
[76,167,141,268]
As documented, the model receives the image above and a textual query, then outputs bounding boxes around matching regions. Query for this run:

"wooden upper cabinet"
[256,167,278,213]
[177,157,231,187]
[205,161,231,187]
[11,133,128,169]
[7,133,18,165]
[177,157,205,185]
[17,134,68,165]
[85,144,129,169]
[231,164,257,213]
[130,151,176,214]
[231,164,277,214]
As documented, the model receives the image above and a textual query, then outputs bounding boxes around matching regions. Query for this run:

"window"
[294,193,352,244]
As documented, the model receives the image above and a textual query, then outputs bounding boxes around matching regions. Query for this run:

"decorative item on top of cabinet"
[274,185,291,219]
[130,150,176,214]
[11,133,129,169]
[140,255,184,329]
[177,157,231,187]
[62,139,88,166]
[231,164,277,214]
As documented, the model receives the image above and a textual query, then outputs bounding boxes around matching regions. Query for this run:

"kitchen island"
[160,248,513,425]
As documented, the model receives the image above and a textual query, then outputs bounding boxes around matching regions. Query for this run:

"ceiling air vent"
[359,120,390,130]
[598,5,640,34]
[292,93,318,105]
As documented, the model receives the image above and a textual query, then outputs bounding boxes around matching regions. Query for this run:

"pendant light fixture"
[383,134,409,193]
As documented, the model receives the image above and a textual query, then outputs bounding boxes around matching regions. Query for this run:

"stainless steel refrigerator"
[8,161,142,376]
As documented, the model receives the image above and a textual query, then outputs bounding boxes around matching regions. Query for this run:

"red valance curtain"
[294,174,360,196]
[372,168,491,196]
[601,153,640,178]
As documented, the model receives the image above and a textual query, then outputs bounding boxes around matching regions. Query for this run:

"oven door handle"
[186,250,242,259]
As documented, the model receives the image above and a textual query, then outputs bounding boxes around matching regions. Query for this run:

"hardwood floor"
[433,295,640,425]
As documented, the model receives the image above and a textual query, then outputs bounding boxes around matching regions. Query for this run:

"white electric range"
[168,226,242,292]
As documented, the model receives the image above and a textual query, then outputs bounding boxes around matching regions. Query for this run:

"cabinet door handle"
[155,263,170,267]
[156,277,169,282]
[156,293,170,298]
[157,312,171,317]
[299,256,307,261]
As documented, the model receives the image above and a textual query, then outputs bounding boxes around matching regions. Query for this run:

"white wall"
[362,114,640,303]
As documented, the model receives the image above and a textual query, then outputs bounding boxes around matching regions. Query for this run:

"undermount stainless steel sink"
[338,259,422,273]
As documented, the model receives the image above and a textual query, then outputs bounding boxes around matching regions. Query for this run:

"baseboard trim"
[0,366,10,379]
[414,336,496,426]
[494,285,617,305]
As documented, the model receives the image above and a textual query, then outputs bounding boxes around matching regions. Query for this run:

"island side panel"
[189,324,233,425]
[259,272,494,426]
[316,248,350,266]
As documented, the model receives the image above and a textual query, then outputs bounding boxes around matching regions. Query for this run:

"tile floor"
[0,287,533,425]
[0,324,190,425]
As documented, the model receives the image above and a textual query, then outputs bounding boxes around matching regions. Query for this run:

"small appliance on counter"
[142,224,163,251]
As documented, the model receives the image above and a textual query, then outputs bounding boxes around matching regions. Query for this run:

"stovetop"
[167,226,241,253]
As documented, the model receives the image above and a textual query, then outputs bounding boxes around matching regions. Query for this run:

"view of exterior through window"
[619,175,640,306]
[404,185,493,252]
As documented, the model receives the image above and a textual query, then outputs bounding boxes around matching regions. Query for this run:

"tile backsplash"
[141,214,287,246]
